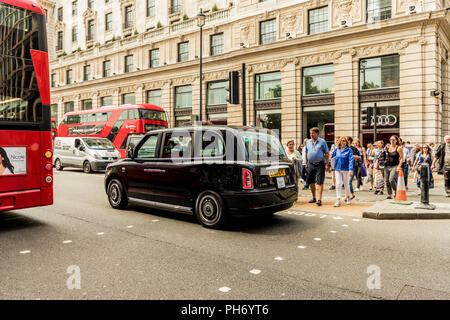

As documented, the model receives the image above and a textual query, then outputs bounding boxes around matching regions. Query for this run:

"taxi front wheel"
[195,190,228,229]
[107,179,128,209]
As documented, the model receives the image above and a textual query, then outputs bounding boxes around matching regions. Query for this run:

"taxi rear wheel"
[195,190,228,229]
[107,179,128,209]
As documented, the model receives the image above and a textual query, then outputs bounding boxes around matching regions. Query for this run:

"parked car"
[104,126,298,228]
[54,137,121,173]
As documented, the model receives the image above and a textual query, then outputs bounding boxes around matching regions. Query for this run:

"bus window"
[97,112,111,122]
[129,109,139,120]
[139,109,166,121]
[80,114,88,123]
[67,115,80,124]
[86,113,96,123]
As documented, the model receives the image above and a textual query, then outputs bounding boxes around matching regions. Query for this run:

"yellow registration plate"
[268,169,286,178]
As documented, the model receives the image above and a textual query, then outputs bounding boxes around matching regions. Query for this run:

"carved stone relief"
[333,0,362,27]
[240,23,255,46]
[280,10,303,37]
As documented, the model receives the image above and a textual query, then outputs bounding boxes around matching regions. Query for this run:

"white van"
[53,137,121,173]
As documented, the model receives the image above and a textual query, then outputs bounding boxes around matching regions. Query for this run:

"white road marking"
[274,257,284,261]
[329,230,337,233]
[313,238,322,241]
[152,219,159,222]
[126,225,134,229]
[20,250,31,254]
[62,240,72,244]
[219,287,231,293]
[97,232,105,236]
[352,218,360,222]
[297,245,307,249]
[342,224,349,227]
[319,215,327,219]
[305,213,316,217]
[249,269,261,275]
[333,216,343,220]
[294,212,304,216]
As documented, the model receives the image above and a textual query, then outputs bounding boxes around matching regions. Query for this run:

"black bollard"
[415,163,436,210]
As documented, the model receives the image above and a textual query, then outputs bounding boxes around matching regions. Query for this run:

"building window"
[87,0,94,9]
[57,31,63,51]
[72,1,78,16]
[207,81,227,105]
[255,71,281,100]
[309,6,328,35]
[72,26,77,42]
[87,20,94,41]
[359,55,399,91]
[57,7,63,21]
[256,109,282,138]
[210,33,224,56]
[103,60,111,77]
[175,85,192,108]
[51,104,58,122]
[122,93,136,104]
[150,49,159,68]
[105,13,112,31]
[125,55,133,73]
[101,96,113,106]
[303,64,335,96]
[124,5,133,29]
[367,0,392,23]
[83,65,91,81]
[51,73,56,87]
[66,69,73,85]
[170,0,181,14]
[260,19,276,45]
[178,42,189,62]
[303,107,335,144]
[147,0,155,17]
[65,101,74,113]
[82,99,92,110]
[147,89,162,106]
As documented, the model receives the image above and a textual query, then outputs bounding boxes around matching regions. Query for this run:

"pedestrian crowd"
[285,128,450,207]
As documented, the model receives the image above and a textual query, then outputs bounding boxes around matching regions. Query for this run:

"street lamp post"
[197,8,206,123]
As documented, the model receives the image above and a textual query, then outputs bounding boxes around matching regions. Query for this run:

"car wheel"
[55,159,63,171]
[195,190,228,228]
[107,179,128,209]
[83,161,92,173]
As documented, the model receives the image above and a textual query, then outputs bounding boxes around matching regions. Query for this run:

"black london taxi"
[104,126,298,228]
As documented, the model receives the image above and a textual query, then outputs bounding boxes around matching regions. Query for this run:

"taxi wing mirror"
[127,146,135,159]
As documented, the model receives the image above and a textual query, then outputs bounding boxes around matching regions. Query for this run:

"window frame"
[259,19,277,45]
[255,71,282,101]
[103,60,111,77]
[308,6,328,35]
[207,80,227,106]
[150,49,159,68]
[83,65,91,81]
[105,12,112,31]
[178,42,189,62]
[302,64,335,96]
[210,33,224,56]
[175,85,192,109]
[359,54,399,91]
[124,55,134,73]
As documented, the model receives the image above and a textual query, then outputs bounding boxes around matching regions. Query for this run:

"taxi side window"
[201,131,224,157]
[136,135,158,158]
[162,132,192,159]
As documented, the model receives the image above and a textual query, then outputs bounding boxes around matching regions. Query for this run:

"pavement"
[1,169,450,300]
[294,174,450,219]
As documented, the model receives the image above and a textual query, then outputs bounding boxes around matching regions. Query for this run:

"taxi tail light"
[242,168,253,190]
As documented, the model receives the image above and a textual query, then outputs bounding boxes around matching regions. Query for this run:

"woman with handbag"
[354,138,367,191]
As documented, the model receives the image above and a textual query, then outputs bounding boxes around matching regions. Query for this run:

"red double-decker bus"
[0,0,53,212]
[57,104,168,158]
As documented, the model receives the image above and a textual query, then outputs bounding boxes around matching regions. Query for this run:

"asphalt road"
[1,170,449,300]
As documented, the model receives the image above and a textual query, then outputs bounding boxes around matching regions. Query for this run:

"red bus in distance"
[0,0,53,212]
[57,104,168,158]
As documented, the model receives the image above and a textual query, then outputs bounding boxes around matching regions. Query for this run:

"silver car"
[53,137,121,173]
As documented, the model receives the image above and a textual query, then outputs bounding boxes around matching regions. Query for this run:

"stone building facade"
[40,0,450,146]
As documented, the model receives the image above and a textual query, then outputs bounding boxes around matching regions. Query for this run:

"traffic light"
[225,71,239,104]
[361,107,373,126]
